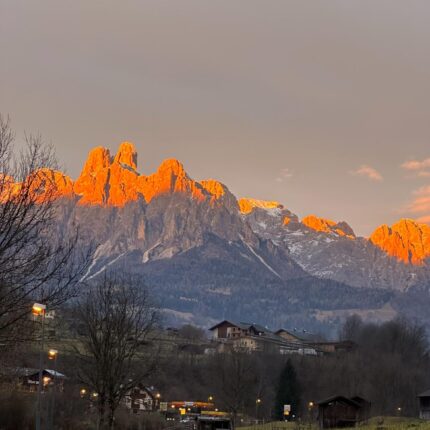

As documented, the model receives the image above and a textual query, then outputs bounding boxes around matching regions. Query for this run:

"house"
[317,395,371,429]
[275,329,304,343]
[418,390,430,420]
[209,320,317,355]
[309,341,355,354]
[20,368,66,392]
[124,385,160,414]
[209,321,268,340]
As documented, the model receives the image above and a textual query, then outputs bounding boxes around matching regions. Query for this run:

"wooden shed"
[317,395,370,429]
[418,390,430,420]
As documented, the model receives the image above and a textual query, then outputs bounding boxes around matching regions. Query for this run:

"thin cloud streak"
[405,185,430,220]
[276,168,293,183]
[350,165,383,182]
[401,158,430,170]
[401,158,430,178]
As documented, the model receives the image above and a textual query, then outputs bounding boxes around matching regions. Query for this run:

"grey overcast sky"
[2,0,430,236]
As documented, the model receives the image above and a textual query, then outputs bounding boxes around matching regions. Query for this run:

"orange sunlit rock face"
[283,217,291,226]
[30,169,74,201]
[139,159,206,203]
[0,169,74,203]
[238,198,282,214]
[369,219,430,265]
[302,215,336,233]
[70,144,210,206]
[302,214,355,238]
[113,141,137,170]
[200,180,226,201]
[74,146,112,205]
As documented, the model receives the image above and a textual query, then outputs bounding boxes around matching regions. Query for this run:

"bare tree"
[0,114,92,343]
[210,350,256,423]
[73,273,158,429]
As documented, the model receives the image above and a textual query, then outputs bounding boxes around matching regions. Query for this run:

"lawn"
[237,417,430,430]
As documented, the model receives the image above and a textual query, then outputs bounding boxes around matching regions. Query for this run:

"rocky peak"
[200,180,226,200]
[74,144,139,206]
[369,219,430,265]
[238,198,283,214]
[139,158,206,203]
[302,214,355,238]
[22,168,74,202]
[79,146,111,177]
[113,141,137,170]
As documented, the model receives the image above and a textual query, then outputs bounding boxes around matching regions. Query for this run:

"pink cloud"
[416,215,430,224]
[405,185,430,216]
[401,158,430,171]
[350,165,383,181]
[401,158,430,178]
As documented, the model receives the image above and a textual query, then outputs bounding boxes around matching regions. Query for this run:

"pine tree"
[274,359,301,420]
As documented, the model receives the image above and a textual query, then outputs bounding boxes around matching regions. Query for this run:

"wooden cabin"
[418,390,430,420]
[317,395,370,429]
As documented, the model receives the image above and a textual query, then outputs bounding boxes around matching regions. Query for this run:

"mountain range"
[23,142,430,335]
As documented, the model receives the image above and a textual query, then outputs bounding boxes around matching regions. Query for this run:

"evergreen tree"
[274,359,301,420]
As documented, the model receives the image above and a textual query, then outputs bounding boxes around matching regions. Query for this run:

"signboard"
[284,404,291,416]
[160,402,168,412]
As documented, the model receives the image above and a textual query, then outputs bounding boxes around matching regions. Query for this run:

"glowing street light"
[255,398,262,420]
[32,303,46,316]
[208,395,214,402]
[33,302,46,430]
[48,348,59,430]
[80,388,87,397]
[48,349,58,360]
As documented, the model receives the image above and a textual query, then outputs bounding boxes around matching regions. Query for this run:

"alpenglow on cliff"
[15,142,430,332]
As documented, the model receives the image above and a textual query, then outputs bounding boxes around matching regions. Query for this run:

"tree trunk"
[98,400,106,430]
[108,402,116,430]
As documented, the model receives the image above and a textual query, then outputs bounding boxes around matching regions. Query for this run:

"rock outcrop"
[238,198,283,214]
[370,219,430,264]
[302,215,355,238]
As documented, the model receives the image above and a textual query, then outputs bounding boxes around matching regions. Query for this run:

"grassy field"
[237,417,430,430]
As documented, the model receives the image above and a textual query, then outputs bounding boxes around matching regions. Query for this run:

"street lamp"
[208,395,214,402]
[48,349,58,360]
[255,398,262,421]
[33,302,46,430]
[48,349,59,430]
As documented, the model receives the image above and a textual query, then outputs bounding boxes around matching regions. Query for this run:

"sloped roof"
[209,320,247,331]
[209,320,269,332]
[317,395,362,408]
[351,396,371,406]
[418,389,430,398]
[27,369,67,379]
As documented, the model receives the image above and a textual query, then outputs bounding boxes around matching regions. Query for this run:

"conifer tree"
[274,359,301,420]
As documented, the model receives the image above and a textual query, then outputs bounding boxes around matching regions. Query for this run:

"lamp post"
[255,398,261,422]
[48,349,58,430]
[33,303,46,430]
[308,401,314,428]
